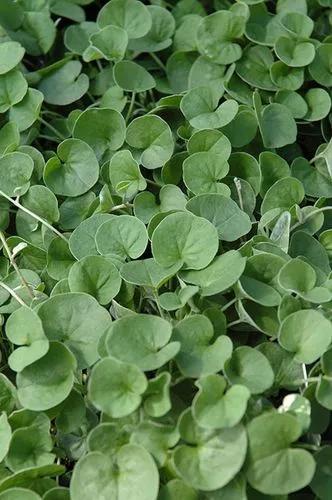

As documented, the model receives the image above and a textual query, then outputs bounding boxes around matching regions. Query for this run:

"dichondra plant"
[0,0,332,498]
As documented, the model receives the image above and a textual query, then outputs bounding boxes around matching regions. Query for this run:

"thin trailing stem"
[38,116,66,141]
[150,53,167,72]
[146,178,160,188]
[234,177,244,211]
[110,202,133,212]
[0,190,68,242]
[221,297,238,312]
[227,318,243,327]
[291,206,332,231]
[39,135,61,144]
[301,363,309,391]
[126,91,136,122]
[0,281,27,307]
[0,232,34,299]
[153,290,166,319]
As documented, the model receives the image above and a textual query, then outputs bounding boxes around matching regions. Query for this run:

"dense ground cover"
[0,0,332,498]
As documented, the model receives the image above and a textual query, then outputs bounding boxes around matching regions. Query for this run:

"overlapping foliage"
[0,0,332,498]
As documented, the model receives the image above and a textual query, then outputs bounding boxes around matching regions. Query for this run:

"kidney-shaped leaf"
[44,139,99,197]
[173,315,233,377]
[152,212,218,270]
[96,215,148,261]
[71,445,158,500]
[247,413,315,495]
[68,255,121,305]
[180,250,246,296]
[37,293,111,368]
[6,306,49,373]
[279,309,332,364]
[88,357,147,418]
[224,346,274,394]
[0,152,33,197]
[16,342,76,411]
[174,416,247,491]
[126,115,174,169]
[181,87,238,130]
[193,374,250,429]
[73,108,125,160]
[187,193,252,241]
[106,314,178,371]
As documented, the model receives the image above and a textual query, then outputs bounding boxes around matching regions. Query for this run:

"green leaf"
[120,258,178,289]
[69,214,114,260]
[192,375,250,429]
[37,292,111,368]
[0,42,25,75]
[255,100,297,149]
[196,10,245,64]
[224,346,274,394]
[85,26,128,62]
[261,177,304,214]
[9,88,43,132]
[109,150,146,200]
[71,445,158,500]
[73,108,125,160]
[279,309,332,364]
[38,61,89,105]
[44,139,99,197]
[126,115,174,170]
[68,255,121,305]
[183,152,230,195]
[17,342,76,411]
[247,413,315,495]
[0,70,28,113]
[88,357,147,418]
[0,413,11,463]
[0,152,34,197]
[97,0,152,39]
[128,5,175,52]
[114,61,155,92]
[186,194,252,241]
[152,212,218,270]
[180,250,246,296]
[174,411,247,491]
[106,314,178,371]
[95,215,148,261]
[173,315,233,377]
[6,306,49,373]
[180,87,238,130]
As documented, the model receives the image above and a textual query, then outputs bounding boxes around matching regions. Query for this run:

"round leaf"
[44,139,99,197]
[88,357,147,418]
[106,314,178,371]
[152,212,218,270]
[16,342,76,411]
[68,256,121,305]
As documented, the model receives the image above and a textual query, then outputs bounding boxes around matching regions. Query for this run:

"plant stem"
[221,297,238,312]
[0,190,68,242]
[150,53,167,72]
[0,281,27,306]
[39,135,61,143]
[291,206,332,231]
[234,177,244,211]
[228,318,243,327]
[126,92,136,122]
[302,363,309,390]
[0,232,34,299]
[38,116,66,141]
[110,203,133,212]
[146,178,160,188]
[153,292,166,319]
